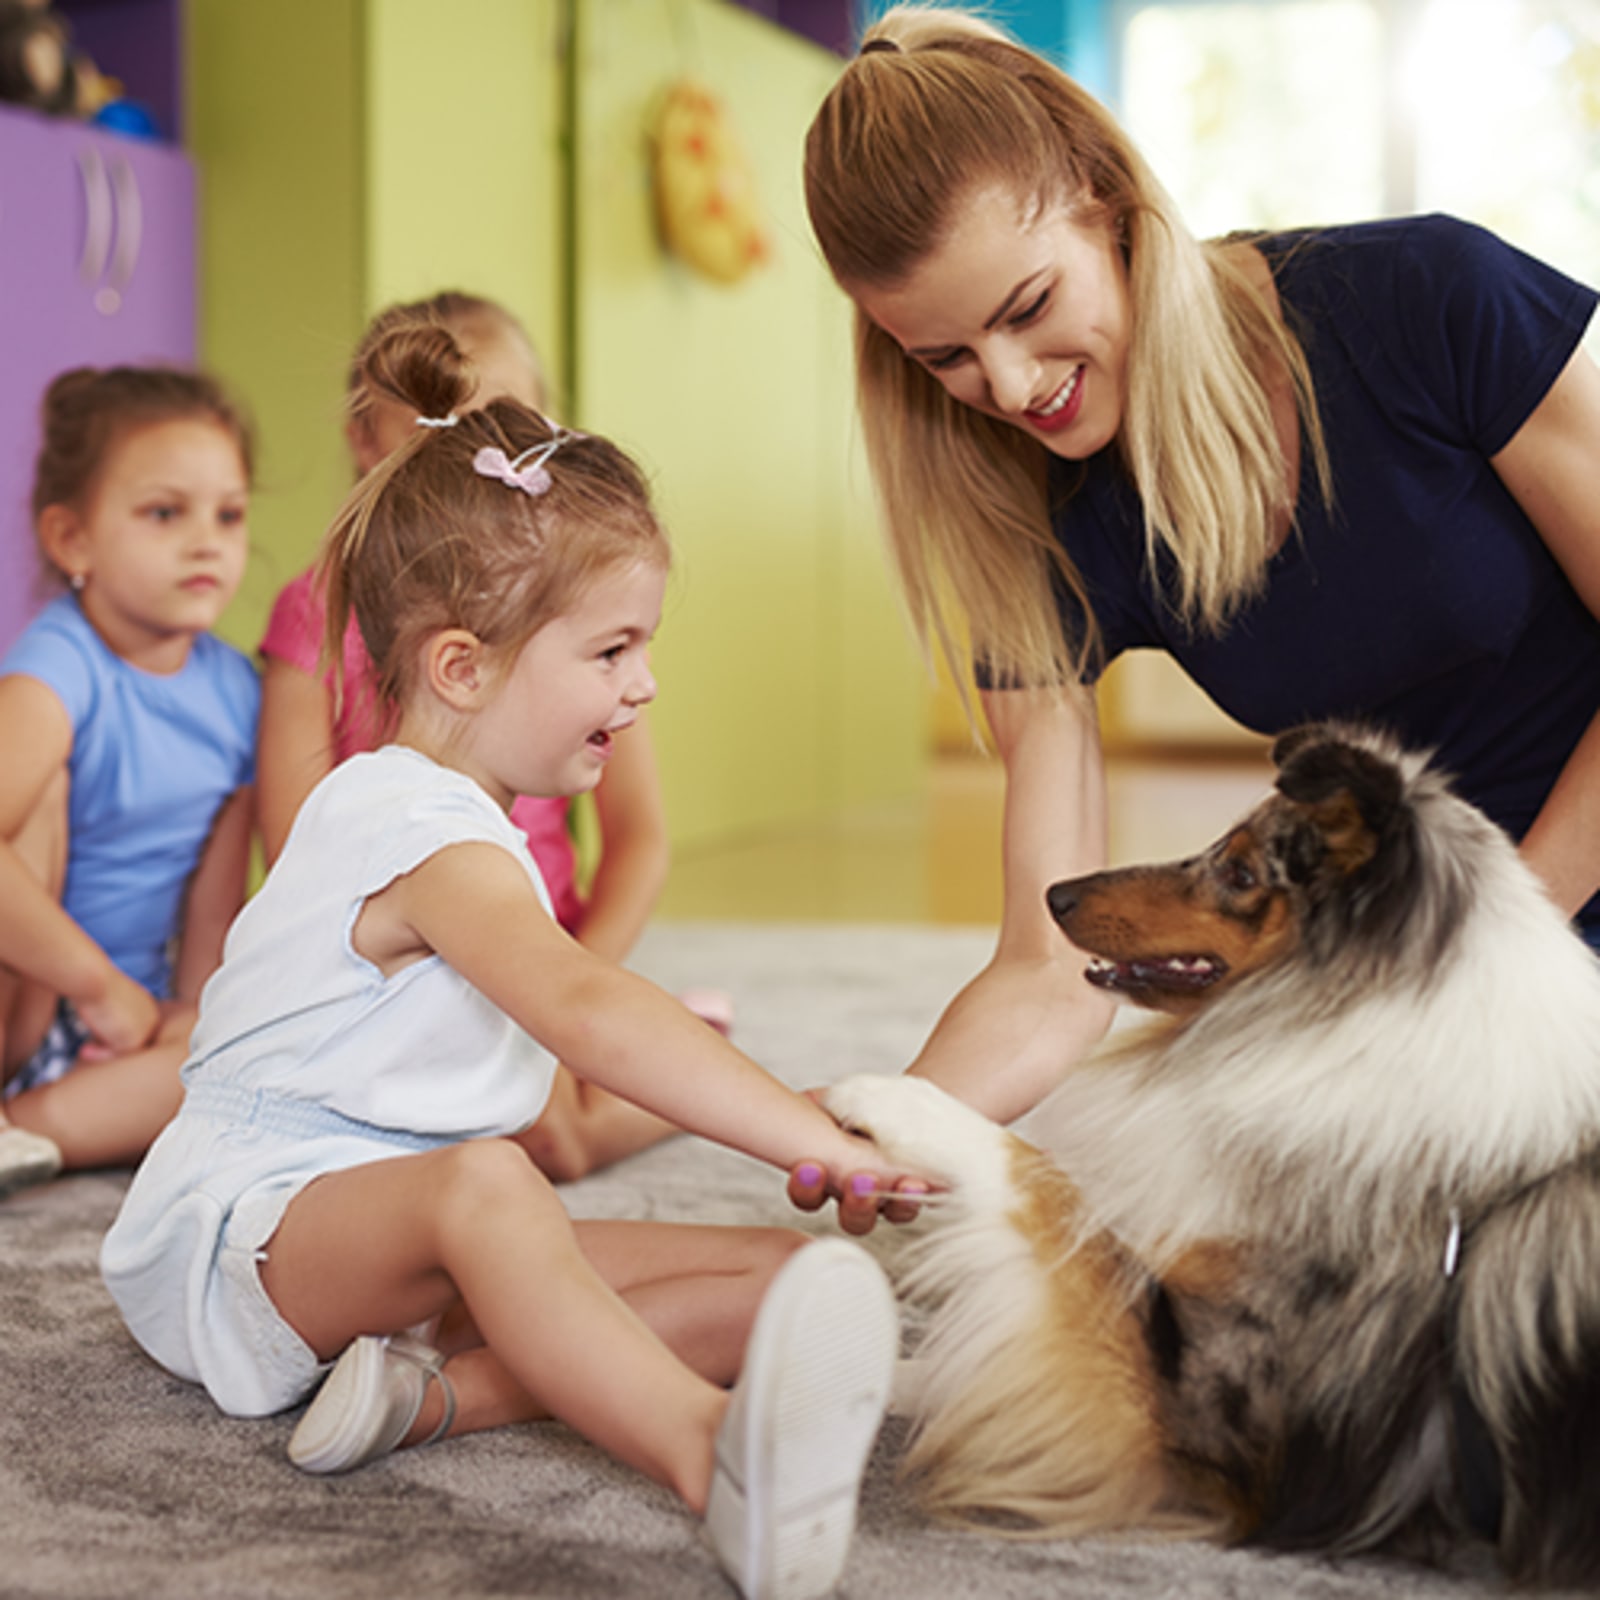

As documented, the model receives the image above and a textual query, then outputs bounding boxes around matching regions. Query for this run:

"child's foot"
[287,1333,456,1474]
[0,1125,63,1201]
[705,1239,898,1600]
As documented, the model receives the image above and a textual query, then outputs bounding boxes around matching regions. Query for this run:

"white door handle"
[99,155,143,315]
[76,145,112,287]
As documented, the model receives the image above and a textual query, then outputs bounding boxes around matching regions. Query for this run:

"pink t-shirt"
[259,570,582,929]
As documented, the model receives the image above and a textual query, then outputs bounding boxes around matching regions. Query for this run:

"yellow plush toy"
[652,80,771,285]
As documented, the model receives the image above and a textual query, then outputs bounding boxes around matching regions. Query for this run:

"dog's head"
[1046,723,1450,1012]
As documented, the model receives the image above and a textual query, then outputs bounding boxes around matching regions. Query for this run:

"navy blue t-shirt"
[1053,214,1600,925]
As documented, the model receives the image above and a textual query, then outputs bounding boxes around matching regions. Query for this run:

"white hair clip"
[472,431,578,498]
[415,413,459,428]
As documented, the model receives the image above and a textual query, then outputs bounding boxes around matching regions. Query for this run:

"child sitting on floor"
[0,366,257,1198]
[257,289,725,1181]
[101,321,907,1600]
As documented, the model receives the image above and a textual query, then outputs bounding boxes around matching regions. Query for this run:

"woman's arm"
[790,683,1117,1233]
[1491,345,1600,916]
[903,684,1117,1122]
[359,841,909,1191]
[570,715,669,964]
[0,674,158,1052]
[257,659,336,867]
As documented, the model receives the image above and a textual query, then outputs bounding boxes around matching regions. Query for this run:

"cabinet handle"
[101,156,143,315]
[76,146,113,287]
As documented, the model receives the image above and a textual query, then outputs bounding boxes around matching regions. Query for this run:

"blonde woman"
[795,5,1600,1223]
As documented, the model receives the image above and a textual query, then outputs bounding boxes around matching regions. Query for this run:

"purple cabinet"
[0,102,194,655]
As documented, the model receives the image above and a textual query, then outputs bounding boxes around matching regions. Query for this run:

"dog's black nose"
[1046,881,1079,922]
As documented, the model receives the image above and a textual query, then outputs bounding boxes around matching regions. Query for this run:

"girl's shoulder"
[0,595,110,719]
[259,566,323,658]
[310,747,523,852]
[291,746,546,908]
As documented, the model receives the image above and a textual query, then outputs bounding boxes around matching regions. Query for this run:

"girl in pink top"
[257,293,713,1178]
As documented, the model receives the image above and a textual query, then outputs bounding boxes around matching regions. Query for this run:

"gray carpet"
[0,923,1553,1598]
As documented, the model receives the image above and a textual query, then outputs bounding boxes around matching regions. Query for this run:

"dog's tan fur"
[828,725,1600,1584]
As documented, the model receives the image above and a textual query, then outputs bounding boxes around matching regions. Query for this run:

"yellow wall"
[187,0,566,658]
[186,0,367,655]
[576,2,924,843]
[365,0,564,392]
[187,0,926,853]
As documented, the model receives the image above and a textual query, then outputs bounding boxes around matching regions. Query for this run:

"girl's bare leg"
[0,769,69,1087]
[401,1218,807,1442]
[6,1039,186,1168]
[260,1139,792,1509]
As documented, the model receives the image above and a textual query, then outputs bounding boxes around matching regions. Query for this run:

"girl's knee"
[434,1137,564,1227]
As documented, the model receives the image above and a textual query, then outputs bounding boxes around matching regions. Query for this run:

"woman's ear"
[424,628,490,710]
[36,503,87,586]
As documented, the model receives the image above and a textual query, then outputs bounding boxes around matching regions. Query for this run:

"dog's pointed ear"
[1273,726,1407,879]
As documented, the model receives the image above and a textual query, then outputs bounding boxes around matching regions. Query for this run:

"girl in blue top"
[795,6,1600,1225]
[102,322,905,1600]
[0,367,259,1199]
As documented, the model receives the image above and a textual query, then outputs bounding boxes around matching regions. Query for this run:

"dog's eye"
[1222,857,1259,894]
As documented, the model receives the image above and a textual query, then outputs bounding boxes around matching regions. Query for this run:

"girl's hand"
[74,968,160,1057]
[782,1089,931,1235]
[786,1123,932,1237]
[787,1161,930,1236]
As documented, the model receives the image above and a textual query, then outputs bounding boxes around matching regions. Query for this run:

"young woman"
[795,6,1600,1225]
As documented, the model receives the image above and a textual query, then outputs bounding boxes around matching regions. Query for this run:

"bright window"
[1119,1,1386,235]
[1116,0,1600,293]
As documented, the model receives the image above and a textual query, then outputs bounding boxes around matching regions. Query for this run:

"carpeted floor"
[0,924,1559,1598]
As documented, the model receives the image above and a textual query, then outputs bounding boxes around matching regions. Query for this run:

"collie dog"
[825,723,1600,1585]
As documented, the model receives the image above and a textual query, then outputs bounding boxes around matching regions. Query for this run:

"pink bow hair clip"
[472,430,580,498]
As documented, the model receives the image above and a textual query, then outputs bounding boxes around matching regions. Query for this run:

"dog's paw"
[823,1074,1014,1194]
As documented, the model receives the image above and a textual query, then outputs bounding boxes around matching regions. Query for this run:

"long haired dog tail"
[822,1074,1231,1539]
[1454,1153,1600,1587]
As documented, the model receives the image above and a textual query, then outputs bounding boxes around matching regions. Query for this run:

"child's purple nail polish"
[850,1173,878,1198]
[795,1163,823,1186]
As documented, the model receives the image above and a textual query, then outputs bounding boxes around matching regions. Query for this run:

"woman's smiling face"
[850,183,1132,461]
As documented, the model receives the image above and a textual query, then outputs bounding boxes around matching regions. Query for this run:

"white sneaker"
[288,1334,455,1474]
[0,1126,62,1201]
[705,1239,899,1600]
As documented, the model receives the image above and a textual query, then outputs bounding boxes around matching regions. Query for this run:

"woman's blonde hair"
[320,319,665,717]
[805,5,1328,699]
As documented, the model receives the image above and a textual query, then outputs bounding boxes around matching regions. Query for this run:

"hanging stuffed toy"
[651,80,771,285]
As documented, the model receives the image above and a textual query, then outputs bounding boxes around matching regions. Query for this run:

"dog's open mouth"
[1084,954,1228,996]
